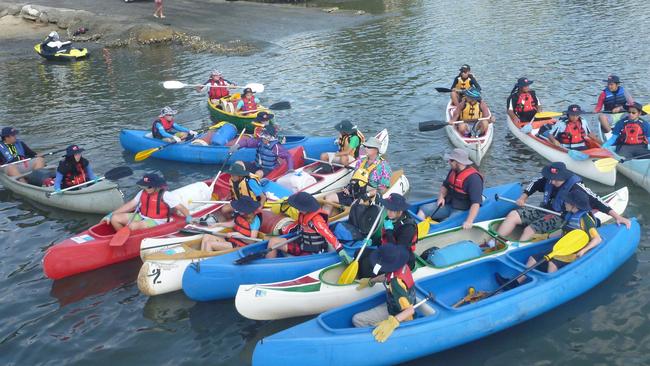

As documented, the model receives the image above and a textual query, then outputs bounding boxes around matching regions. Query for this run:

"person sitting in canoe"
[265,192,352,264]
[0,127,45,181]
[495,190,602,289]
[448,87,494,137]
[546,104,595,151]
[417,148,483,229]
[196,70,235,104]
[41,31,73,54]
[602,102,650,159]
[230,125,294,178]
[322,136,391,214]
[379,193,417,268]
[496,162,631,242]
[216,162,267,220]
[201,196,262,252]
[152,106,197,143]
[320,120,365,167]
[353,244,416,343]
[102,173,192,231]
[595,75,634,133]
[507,77,541,124]
[236,87,260,115]
[54,145,98,192]
[252,112,277,138]
[450,64,481,106]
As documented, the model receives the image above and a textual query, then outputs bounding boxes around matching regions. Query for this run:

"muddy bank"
[0,1,370,55]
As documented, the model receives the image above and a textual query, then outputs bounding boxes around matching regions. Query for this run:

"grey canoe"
[0,171,124,214]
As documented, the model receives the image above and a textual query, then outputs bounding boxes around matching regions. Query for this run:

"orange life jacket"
[241,97,257,112]
[620,120,649,145]
[63,161,88,188]
[139,190,171,220]
[228,211,262,247]
[513,91,537,114]
[557,119,586,145]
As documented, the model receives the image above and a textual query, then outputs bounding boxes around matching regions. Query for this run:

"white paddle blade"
[163,80,188,89]
[245,83,265,93]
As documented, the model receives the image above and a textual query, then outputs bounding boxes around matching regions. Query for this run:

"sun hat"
[444,148,473,165]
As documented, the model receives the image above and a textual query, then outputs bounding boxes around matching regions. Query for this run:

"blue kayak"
[181,183,521,301]
[119,129,338,164]
[252,220,640,366]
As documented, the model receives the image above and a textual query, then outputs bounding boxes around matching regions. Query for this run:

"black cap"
[560,189,591,211]
[459,64,471,72]
[287,191,320,213]
[136,173,167,188]
[624,102,648,115]
[369,244,410,274]
[542,162,573,181]
[603,75,621,84]
[65,144,85,157]
[243,87,254,95]
[255,112,274,122]
[231,196,260,214]
[1,127,18,137]
[380,193,410,211]
[225,163,249,176]
[565,104,583,115]
[516,77,533,87]
[334,120,356,134]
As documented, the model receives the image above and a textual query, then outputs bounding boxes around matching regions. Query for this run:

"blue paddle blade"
[567,149,590,161]
[519,123,533,134]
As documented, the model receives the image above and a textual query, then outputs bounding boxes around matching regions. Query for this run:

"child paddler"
[230,125,294,178]
[353,244,416,343]
[320,119,365,166]
[201,196,262,251]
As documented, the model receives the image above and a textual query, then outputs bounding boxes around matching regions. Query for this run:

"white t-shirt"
[132,190,182,220]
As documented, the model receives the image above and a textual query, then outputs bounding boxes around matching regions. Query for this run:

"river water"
[2,0,650,364]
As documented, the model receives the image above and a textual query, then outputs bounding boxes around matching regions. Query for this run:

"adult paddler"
[54,144,98,192]
[417,148,483,229]
[322,136,391,214]
[450,64,481,106]
[265,191,352,265]
[448,87,494,137]
[496,162,631,242]
[320,120,365,166]
[196,70,235,105]
[595,75,634,133]
[102,173,192,231]
[602,102,650,159]
[152,106,196,143]
[201,196,262,252]
[352,244,416,343]
[0,126,45,180]
[506,77,541,124]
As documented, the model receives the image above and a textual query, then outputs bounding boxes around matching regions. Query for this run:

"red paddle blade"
[109,227,131,247]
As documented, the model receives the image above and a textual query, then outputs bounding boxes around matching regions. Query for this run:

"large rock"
[20,5,41,20]
[131,24,174,44]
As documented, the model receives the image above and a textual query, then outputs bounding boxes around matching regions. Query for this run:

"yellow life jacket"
[454,76,472,90]
[460,101,483,121]
[230,175,261,201]
[352,157,381,188]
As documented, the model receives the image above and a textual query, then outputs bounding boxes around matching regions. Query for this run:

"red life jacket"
[152,118,175,138]
[446,166,483,210]
[557,119,586,145]
[514,91,537,114]
[139,190,171,220]
[241,97,257,112]
[297,210,330,253]
[228,211,262,247]
[620,120,649,145]
[386,264,414,289]
[208,79,229,100]
[63,161,87,188]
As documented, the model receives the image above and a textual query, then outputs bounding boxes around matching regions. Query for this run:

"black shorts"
[243,162,273,176]
[532,254,570,272]
[337,191,354,206]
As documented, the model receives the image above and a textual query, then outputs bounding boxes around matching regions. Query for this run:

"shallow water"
[2,0,650,364]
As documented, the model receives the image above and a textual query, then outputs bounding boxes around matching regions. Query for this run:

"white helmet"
[48,31,60,40]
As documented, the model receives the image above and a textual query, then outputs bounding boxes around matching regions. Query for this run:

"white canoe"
[506,113,616,186]
[235,188,627,320]
[444,101,494,166]
[0,167,124,214]
[136,169,409,297]
[599,127,650,194]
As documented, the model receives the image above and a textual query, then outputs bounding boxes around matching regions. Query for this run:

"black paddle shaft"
[418,120,447,132]
[234,235,300,265]
[104,166,133,180]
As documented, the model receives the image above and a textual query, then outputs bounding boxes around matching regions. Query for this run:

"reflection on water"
[1,0,650,364]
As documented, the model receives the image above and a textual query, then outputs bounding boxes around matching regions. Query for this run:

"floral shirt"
[355,157,392,190]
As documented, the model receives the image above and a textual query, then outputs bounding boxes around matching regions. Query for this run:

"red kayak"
[43,147,305,280]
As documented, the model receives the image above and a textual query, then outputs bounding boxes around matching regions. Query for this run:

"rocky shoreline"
[0,1,368,55]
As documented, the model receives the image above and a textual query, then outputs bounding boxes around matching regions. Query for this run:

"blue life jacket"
[0,140,26,164]
[257,140,279,170]
[542,174,581,212]
[603,86,627,111]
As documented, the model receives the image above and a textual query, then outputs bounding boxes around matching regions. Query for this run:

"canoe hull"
[0,172,123,214]
[252,220,640,366]
[119,129,337,164]
[444,101,494,166]
[207,97,263,132]
[598,126,650,194]
[506,114,616,186]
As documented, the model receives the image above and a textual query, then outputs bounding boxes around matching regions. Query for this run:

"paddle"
[494,194,561,216]
[245,101,292,113]
[0,148,67,168]
[109,203,140,247]
[179,227,264,242]
[163,81,265,93]
[483,229,589,298]
[234,235,300,265]
[434,87,455,93]
[208,128,247,192]
[46,166,133,198]
[419,117,491,132]
[188,200,230,205]
[416,204,441,238]
[594,154,650,172]
[134,126,213,162]
[338,207,385,285]
[372,292,435,342]
[303,156,350,169]
[567,149,590,161]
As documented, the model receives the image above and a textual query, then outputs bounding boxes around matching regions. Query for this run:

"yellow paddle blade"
[337,260,359,285]
[209,121,227,130]
[535,111,563,119]
[594,157,619,173]
[643,104,650,115]
[134,147,159,162]
[546,229,589,259]
[416,218,439,239]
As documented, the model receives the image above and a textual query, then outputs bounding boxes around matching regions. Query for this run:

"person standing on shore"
[154,0,165,19]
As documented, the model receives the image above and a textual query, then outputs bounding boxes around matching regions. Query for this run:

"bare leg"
[451,92,460,106]
[32,157,45,170]
[254,169,264,178]
[599,114,611,133]
[4,165,20,177]
[266,236,288,258]
[517,256,538,283]
[519,225,537,242]
[129,221,150,231]
[457,123,470,136]
[201,235,231,252]
[496,210,522,237]
[322,192,339,215]
[110,212,132,231]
